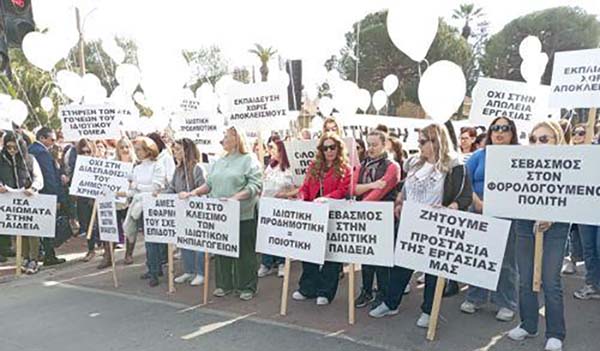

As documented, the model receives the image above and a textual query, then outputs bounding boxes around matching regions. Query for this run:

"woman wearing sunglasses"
[460,116,520,322]
[370,124,472,326]
[180,126,262,301]
[508,121,569,351]
[292,132,351,306]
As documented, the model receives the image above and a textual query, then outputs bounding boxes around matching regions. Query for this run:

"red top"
[351,161,400,201]
[298,162,352,201]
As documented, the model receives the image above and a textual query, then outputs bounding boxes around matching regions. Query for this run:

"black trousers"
[361,264,391,297]
[299,261,342,302]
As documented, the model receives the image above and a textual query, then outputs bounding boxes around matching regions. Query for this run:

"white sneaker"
[190,274,204,286]
[496,307,515,322]
[460,301,478,314]
[545,337,563,351]
[508,326,538,341]
[561,259,576,275]
[292,291,307,301]
[277,263,285,277]
[404,283,411,295]
[174,273,194,284]
[316,297,329,305]
[416,313,430,328]
[257,264,274,278]
[416,272,425,284]
[368,302,399,318]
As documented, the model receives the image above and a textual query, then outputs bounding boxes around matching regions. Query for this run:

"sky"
[36,0,600,81]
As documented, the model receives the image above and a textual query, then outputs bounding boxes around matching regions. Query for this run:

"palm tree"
[248,44,277,82]
[452,3,484,40]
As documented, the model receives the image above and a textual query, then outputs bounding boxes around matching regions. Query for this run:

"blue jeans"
[261,254,283,268]
[578,224,600,288]
[182,249,205,275]
[565,224,583,261]
[515,220,568,341]
[466,220,518,311]
[145,242,165,277]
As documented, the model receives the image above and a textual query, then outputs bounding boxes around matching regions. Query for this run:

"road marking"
[477,333,505,351]
[181,312,256,340]
[325,329,346,337]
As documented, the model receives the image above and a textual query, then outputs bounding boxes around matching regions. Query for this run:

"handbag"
[53,214,73,248]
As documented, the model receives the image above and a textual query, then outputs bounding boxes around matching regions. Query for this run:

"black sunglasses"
[572,130,586,137]
[321,144,337,152]
[490,125,511,133]
[529,135,554,144]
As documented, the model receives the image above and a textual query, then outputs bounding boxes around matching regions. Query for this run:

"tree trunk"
[260,63,268,82]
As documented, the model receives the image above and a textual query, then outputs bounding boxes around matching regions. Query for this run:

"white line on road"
[181,312,256,340]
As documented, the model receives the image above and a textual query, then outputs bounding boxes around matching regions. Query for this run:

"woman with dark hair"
[168,138,207,286]
[355,139,366,163]
[292,132,351,306]
[75,139,99,262]
[460,127,477,154]
[460,116,519,322]
[474,132,487,149]
[257,138,295,278]
[0,132,44,272]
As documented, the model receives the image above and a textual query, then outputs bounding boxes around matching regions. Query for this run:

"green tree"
[249,43,277,82]
[338,11,472,114]
[183,45,229,90]
[452,3,484,40]
[480,6,600,85]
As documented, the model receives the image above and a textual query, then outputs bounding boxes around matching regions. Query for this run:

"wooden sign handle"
[426,277,446,341]
[533,230,544,292]
[280,257,291,316]
[348,263,356,325]
[203,252,210,305]
[86,201,97,240]
[110,242,119,288]
[15,235,22,277]
[167,244,175,294]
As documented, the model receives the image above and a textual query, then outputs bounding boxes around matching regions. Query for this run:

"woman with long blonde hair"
[114,137,137,265]
[291,132,352,305]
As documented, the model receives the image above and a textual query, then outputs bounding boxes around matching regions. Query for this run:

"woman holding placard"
[120,137,166,287]
[292,132,352,306]
[167,138,206,286]
[370,124,472,328]
[257,136,295,278]
[508,121,569,351]
[0,132,44,274]
[460,116,520,322]
[114,137,137,265]
[180,126,262,301]
[76,139,99,263]
[352,130,400,308]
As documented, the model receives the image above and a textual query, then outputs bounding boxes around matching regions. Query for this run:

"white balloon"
[372,90,387,112]
[304,85,318,101]
[318,96,334,116]
[418,60,466,123]
[387,4,439,62]
[356,89,371,112]
[56,70,83,102]
[102,37,126,64]
[116,64,141,91]
[133,92,147,106]
[0,93,12,105]
[519,36,542,61]
[41,97,54,112]
[109,85,133,105]
[520,52,548,84]
[8,99,29,125]
[333,80,360,115]
[383,74,399,96]
[215,75,234,95]
[22,32,60,71]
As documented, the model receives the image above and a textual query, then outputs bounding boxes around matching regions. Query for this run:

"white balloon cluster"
[22,30,77,71]
[0,94,29,128]
[56,70,107,104]
[519,36,548,84]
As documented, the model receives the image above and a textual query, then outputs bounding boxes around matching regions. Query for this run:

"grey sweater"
[165,164,206,193]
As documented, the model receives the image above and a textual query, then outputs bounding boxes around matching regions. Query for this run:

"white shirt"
[157,148,176,187]
[262,164,294,198]
[404,161,445,206]
[128,159,165,197]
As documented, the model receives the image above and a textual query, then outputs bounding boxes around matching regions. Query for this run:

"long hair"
[389,136,403,164]
[460,127,477,153]
[484,116,519,146]
[269,139,290,171]
[415,124,454,173]
[531,121,566,145]
[175,138,200,191]
[115,137,137,163]
[322,117,342,136]
[226,126,249,155]
[309,132,348,179]
[2,132,31,181]
[76,138,96,156]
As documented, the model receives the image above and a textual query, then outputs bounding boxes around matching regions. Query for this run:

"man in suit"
[29,127,66,266]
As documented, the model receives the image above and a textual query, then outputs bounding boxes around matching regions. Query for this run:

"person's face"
[356,143,364,156]
[571,127,586,145]
[321,138,338,163]
[41,132,56,148]
[268,142,280,161]
[385,139,393,152]
[301,130,311,140]
[173,142,184,163]
[324,122,338,134]
[119,142,131,158]
[489,118,513,145]
[529,126,557,146]
[476,138,486,149]
[460,132,475,151]
[222,129,238,153]
[80,145,92,157]
[367,135,385,159]
[418,132,434,160]
[134,143,148,160]
[5,141,18,157]
[96,143,106,157]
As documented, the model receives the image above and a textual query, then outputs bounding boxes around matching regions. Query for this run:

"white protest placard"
[0,192,56,238]
[549,48,600,108]
[256,197,329,265]
[395,201,511,290]
[59,104,130,141]
[284,137,357,186]
[69,156,133,199]
[469,77,550,134]
[176,198,240,258]
[179,98,201,112]
[484,145,600,225]
[142,194,177,244]
[227,82,290,132]
[326,200,395,266]
[174,111,224,153]
[97,193,119,243]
